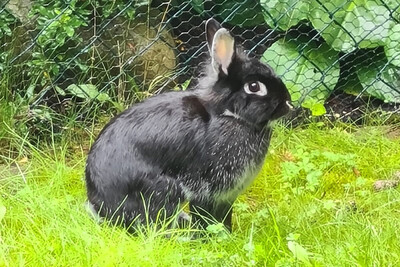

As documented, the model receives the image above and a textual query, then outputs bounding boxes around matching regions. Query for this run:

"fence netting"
[1,0,400,133]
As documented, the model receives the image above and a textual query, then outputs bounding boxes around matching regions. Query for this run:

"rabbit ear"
[205,19,235,76]
[206,18,222,52]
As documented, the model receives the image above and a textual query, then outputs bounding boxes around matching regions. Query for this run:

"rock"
[89,7,177,95]
[5,0,32,23]
[373,180,399,192]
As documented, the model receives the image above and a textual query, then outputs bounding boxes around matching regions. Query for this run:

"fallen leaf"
[18,157,29,164]
[287,241,311,265]
[282,150,296,162]
[353,167,361,177]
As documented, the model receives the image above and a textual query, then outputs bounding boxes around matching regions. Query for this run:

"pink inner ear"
[212,29,234,75]
[216,39,228,59]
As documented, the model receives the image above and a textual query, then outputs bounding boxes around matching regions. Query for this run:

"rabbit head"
[200,18,292,127]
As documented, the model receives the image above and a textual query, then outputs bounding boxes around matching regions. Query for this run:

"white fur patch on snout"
[286,101,294,109]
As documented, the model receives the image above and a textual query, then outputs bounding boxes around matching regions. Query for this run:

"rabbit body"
[85,19,291,231]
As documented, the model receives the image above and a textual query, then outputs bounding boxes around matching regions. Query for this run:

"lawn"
[1,122,400,266]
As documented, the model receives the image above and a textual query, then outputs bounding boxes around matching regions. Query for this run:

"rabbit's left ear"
[205,18,235,76]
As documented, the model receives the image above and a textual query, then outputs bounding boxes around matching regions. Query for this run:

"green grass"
[1,122,400,266]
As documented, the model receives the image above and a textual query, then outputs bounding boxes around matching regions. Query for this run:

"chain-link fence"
[1,0,400,133]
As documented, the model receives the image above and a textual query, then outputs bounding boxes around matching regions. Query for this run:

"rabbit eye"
[244,81,267,96]
[249,82,259,92]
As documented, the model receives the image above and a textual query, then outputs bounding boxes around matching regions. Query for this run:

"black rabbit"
[85,18,291,232]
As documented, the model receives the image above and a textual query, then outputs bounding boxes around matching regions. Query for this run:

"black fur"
[85,18,291,231]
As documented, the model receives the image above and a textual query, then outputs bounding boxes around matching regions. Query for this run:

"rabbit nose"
[286,101,294,110]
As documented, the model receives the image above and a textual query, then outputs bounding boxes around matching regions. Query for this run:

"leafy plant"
[65,83,124,111]
[0,9,16,38]
[280,146,356,194]
[262,38,340,111]
[27,0,90,84]
[259,0,400,113]
[0,10,16,72]
[0,0,146,141]
[187,0,264,26]
[214,0,265,27]
[35,7,88,47]
[66,84,110,103]
[356,51,400,103]
[261,0,309,31]
[385,24,400,67]
[286,233,312,266]
[308,0,395,53]
[206,223,230,241]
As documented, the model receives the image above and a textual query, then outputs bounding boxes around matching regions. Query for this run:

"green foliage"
[387,0,400,21]
[260,0,400,113]
[34,3,89,47]
[215,0,265,27]
[356,51,400,103]
[29,0,91,81]
[385,24,400,67]
[0,10,16,73]
[188,0,265,26]
[66,84,110,102]
[65,84,125,111]
[280,146,356,195]
[309,0,395,53]
[0,10,16,38]
[286,233,311,266]
[0,0,145,140]
[301,100,327,116]
[261,0,309,30]
[206,223,230,241]
[189,0,204,14]
[262,38,340,109]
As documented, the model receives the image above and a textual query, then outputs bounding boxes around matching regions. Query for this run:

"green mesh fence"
[1,0,400,131]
